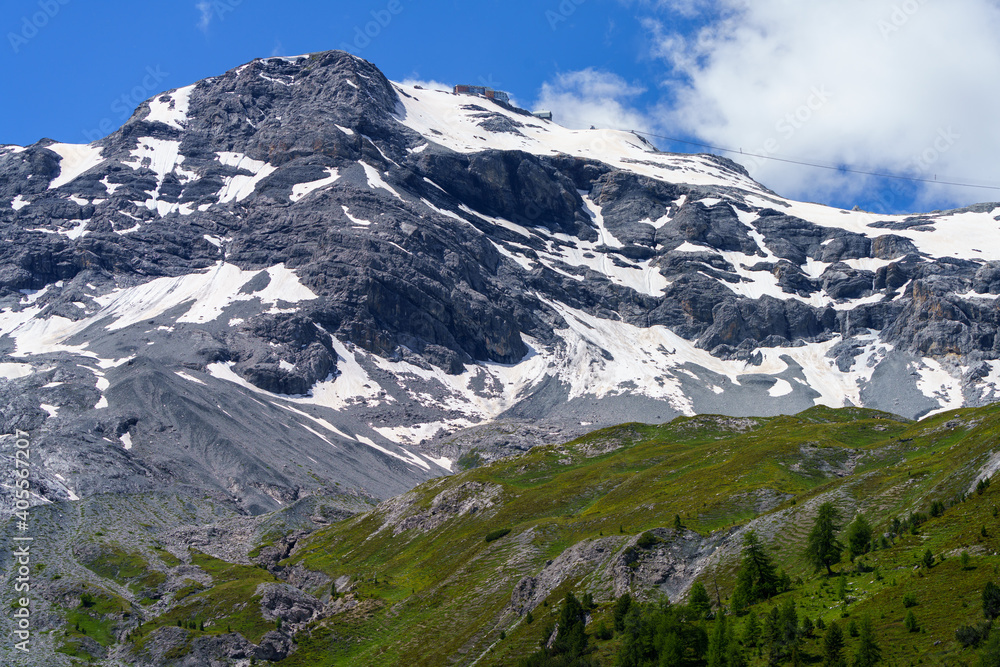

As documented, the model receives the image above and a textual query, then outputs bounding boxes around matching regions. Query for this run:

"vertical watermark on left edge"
[9,429,33,654]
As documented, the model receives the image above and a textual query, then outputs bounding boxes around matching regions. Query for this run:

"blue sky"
[3,0,1000,214]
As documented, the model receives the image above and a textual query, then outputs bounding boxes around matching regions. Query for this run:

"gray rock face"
[257,582,324,624]
[380,480,505,536]
[974,262,1000,294]
[227,314,337,395]
[508,536,624,614]
[609,528,733,603]
[254,630,294,662]
[0,49,999,519]
[419,149,589,239]
[132,626,288,667]
[660,201,760,254]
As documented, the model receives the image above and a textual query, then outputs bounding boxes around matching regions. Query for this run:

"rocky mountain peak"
[0,51,999,515]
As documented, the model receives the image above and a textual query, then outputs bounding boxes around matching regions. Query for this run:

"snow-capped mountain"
[1,51,999,511]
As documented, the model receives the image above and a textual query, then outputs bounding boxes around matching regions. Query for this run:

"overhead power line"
[630,130,1000,193]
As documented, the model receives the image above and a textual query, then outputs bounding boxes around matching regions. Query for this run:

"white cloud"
[644,0,1000,210]
[196,1,213,33]
[401,79,452,93]
[644,0,712,19]
[533,69,652,132]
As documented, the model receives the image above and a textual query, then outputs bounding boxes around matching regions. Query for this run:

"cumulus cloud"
[645,0,1000,210]
[533,69,652,132]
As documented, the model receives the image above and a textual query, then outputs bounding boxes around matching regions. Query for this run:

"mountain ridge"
[0,50,998,513]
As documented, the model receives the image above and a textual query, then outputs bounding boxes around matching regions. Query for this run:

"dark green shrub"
[637,531,659,549]
[984,581,1000,620]
[484,528,512,543]
[955,622,988,648]
[846,514,874,560]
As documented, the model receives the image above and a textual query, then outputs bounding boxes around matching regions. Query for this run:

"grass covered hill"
[27,403,1000,665]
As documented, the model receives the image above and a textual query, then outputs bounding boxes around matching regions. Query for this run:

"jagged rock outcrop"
[609,528,733,603]
[256,582,324,624]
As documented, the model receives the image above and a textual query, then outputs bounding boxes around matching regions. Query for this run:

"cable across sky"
[632,131,1000,193]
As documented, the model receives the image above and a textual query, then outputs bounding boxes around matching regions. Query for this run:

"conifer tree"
[806,503,844,575]
[852,615,881,667]
[823,621,845,667]
[614,593,633,631]
[742,610,760,648]
[732,531,779,613]
[781,599,799,649]
[764,606,783,664]
[726,619,747,667]
[690,582,712,620]
[552,592,588,658]
[707,612,728,667]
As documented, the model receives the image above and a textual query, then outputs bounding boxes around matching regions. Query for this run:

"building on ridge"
[453,84,510,104]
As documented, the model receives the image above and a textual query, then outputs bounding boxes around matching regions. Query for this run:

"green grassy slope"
[38,403,1000,665]
[265,404,1000,666]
